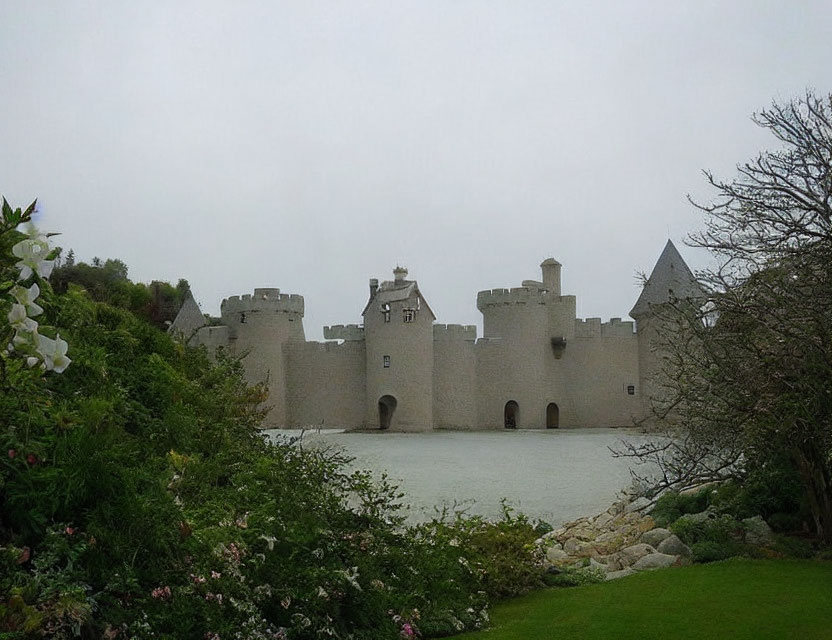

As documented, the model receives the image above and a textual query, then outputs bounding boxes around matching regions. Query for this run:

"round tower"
[221,288,305,426]
[363,267,434,431]
[476,286,549,428]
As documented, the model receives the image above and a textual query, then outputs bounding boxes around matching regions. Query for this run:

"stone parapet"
[575,317,636,338]
[476,286,548,310]
[433,324,477,341]
[221,288,305,316]
[323,324,365,341]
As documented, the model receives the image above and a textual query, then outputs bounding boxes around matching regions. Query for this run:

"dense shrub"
[542,566,605,588]
[650,489,712,528]
[690,541,736,564]
[1,206,542,638]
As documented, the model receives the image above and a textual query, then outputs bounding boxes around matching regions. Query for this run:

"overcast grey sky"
[1,1,830,339]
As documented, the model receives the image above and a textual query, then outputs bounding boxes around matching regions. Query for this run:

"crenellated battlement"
[221,288,305,316]
[323,324,365,341]
[476,287,548,310]
[433,324,477,341]
[574,317,636,338]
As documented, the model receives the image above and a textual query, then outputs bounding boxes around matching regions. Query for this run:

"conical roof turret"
[630,240,701,319]
[168,291,206,341]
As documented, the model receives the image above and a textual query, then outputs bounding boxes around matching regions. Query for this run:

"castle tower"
[630,240,702,416]
[476,279,551,428]
[362,267,435,431]
[221,288,306,426]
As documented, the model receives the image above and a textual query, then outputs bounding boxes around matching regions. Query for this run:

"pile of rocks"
[536,495,692,581]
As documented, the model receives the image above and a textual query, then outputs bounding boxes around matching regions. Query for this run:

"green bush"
[650,489,712,527]
[671,514,743,546]
[690,541,737,563]
[771,535,815,559]
[543,566,606,588]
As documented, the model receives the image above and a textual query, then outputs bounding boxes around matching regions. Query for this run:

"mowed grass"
[455,559,832,640]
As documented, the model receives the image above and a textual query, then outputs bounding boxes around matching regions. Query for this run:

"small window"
[383,355,391,368]
[240,312,247,324]
[381,303,391,323]
[403,309,415,323]
[416,296,421,311]
[626,384,636,396]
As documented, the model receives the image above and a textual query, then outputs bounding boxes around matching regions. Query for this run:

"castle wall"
[285,341,366,428]
[433,325,477,429]
[194,325,230,359]
[559,318,641,428]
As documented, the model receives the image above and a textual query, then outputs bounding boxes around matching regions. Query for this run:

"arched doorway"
[378,395,397,430]
[546,402,560,429]
[504,401,519,429]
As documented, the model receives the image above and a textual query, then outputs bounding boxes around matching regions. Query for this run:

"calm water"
[265,428,652,527]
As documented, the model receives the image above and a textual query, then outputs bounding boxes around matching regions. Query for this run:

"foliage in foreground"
[0,204,542,638]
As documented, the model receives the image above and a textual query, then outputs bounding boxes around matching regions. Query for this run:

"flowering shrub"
[0,198,547,638]
[0,199,70,375]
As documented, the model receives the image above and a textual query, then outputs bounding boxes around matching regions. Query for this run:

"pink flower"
[26,453,37,465]
[211,570,221,579]
[401,623,415,638]
[65,526,75,535]
[151,586,172,600]
[8,449,16,459]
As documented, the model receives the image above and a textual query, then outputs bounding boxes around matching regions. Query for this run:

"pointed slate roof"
[630,240,702,319]
[168,292,206,342]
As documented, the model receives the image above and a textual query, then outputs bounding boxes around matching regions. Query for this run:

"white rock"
[657,534,691,557]
[633,553,678,570]
[625,496,652,514]
[546,547,569,563]
[618,543,656,567]
[605,567,637,581]
[640,527,672,547]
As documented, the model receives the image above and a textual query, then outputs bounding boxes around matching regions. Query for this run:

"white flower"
[26,356,40,368]
[8,304,38,333]
[11,284,43,317]
[12,237,53,280]
[36,333,71,373]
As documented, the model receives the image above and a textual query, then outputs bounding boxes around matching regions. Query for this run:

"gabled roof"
[168,292,206,342]
[630,240,702,318]
[361,279,436,320]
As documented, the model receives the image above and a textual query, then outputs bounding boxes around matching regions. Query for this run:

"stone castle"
[170,240,700,430]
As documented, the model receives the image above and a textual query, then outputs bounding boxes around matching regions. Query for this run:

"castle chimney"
[393,266,408,283]
[369,278,379,297]
[541,258,561,296]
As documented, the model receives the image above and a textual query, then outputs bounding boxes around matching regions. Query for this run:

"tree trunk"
[792,445,832,544]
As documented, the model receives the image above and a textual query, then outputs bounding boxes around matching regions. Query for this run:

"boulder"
[625,496,652,514]
[563,538,591,555]
[605,567,636,581]
[589,557,609,573]
[633,553,678,571]
[618,543,656,567]
[546,547,570,564]
[594,511,614,529]
[657,534,691,557]
[571,526,598,542]
[676,509,715,525]
[742,516,774,545]
[640,527,672,547]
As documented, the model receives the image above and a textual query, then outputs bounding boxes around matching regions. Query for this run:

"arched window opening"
[504,401,519,429]
[546,402,560,429]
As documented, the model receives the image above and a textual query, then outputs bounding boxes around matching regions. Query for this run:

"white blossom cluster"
[6,224,70,373]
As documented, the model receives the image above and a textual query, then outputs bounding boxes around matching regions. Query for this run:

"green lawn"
[455,559,832,640]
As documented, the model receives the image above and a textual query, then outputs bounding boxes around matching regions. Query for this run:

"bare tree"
[618,92,832,542]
